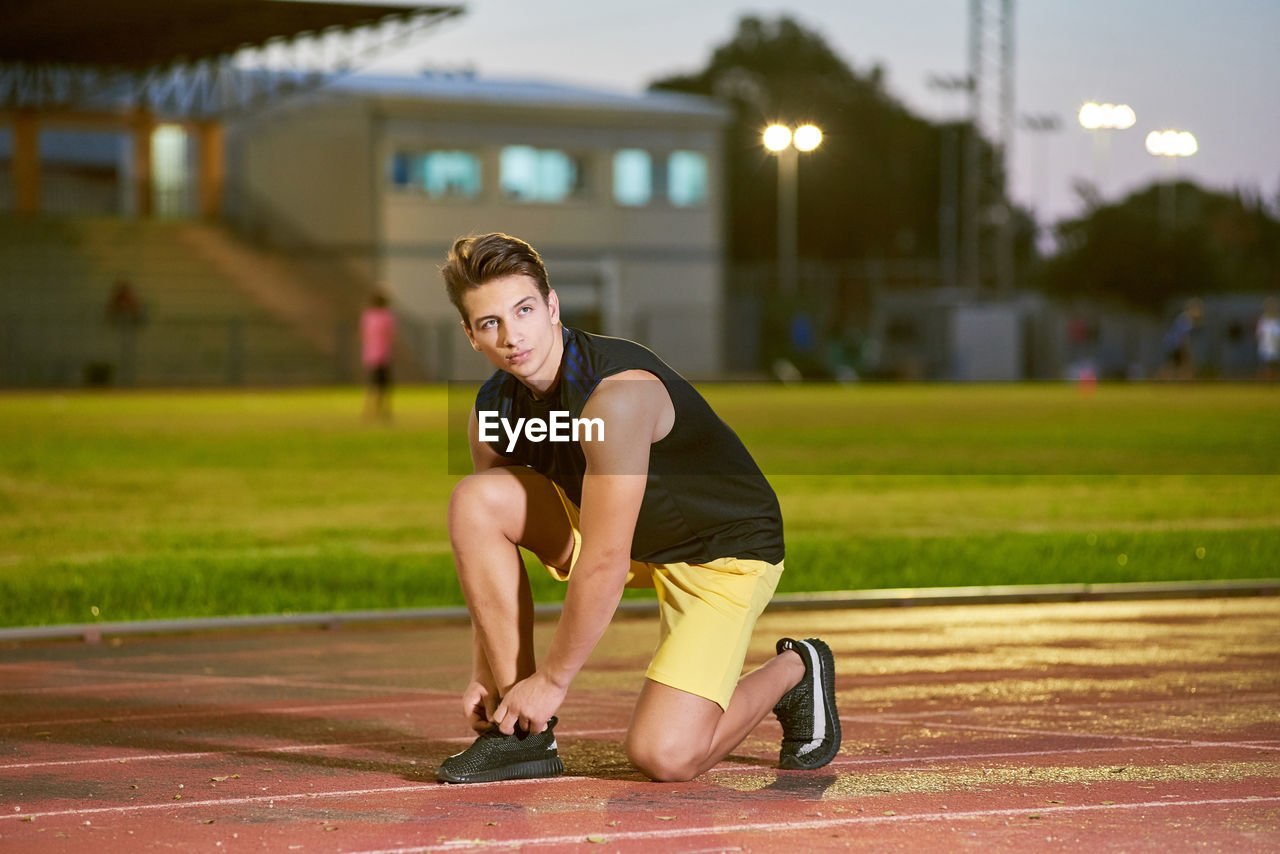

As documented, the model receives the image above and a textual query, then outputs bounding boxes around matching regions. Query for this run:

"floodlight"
[793,124,823,152]
[763,125,792,152]
[1146,129,1198,157]
[1078,102,1103,130]
[1079,102,1135,130]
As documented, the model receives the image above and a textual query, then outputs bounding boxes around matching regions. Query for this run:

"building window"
[151,124,191,218]
[668,150,708,207]
[390,150,482,199]
[500,145,587,203]
[612,149,651,206]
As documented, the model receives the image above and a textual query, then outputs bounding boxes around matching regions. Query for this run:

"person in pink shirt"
[361,290,396,421]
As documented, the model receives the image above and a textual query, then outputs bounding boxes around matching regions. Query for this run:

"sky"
[367,0,1280,227]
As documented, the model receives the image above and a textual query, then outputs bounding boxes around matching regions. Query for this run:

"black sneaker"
[435,716,565,784]
[773,638,841,770]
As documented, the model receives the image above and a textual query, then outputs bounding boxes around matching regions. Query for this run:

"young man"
[436,233,839,783]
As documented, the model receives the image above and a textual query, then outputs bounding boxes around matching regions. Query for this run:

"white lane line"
[345,797,1280,853]
[0,697,452,730]
[4,736,1270,793]
[1,664,457,697]
[0,778,584,821]
[11,779,1273,828]
[3,710,1269,774]
[18,637,466,667]
[3,675,450,697]
[869,692,1280,718]
[0,728,633,771]
[841,714,1277,750]
[0,700,629,733]
[0,738,419,770]
[729,740,1275,775]
[4,710,1277,821]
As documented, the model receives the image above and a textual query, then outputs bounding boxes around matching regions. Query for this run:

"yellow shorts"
[545,485,784,711]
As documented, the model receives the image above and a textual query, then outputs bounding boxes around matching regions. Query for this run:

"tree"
[1038,181,1280,309]
[649,15,1020,269]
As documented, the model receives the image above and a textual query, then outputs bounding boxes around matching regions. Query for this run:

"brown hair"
[441,233,550,325]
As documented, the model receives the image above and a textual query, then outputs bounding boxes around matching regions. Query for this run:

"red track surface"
[2,597,1278,852]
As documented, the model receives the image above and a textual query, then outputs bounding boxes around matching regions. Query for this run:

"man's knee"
[449,469,519,525]
[448,468,573,569]
[625,732,702,783]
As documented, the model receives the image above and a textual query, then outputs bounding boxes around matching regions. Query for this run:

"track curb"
[2,578,1276,644]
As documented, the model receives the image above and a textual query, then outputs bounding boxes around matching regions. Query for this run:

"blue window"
[500,146,587,203]
[389,150,481,199]
[390,152,413,186]
[667,150,708,207]
[612,149,651,206]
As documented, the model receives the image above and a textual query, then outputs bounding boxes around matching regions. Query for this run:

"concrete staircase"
[0,216,369,387]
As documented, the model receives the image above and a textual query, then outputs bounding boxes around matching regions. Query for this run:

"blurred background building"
[228,72,728,379]
[0,1,728,385]
[2,2,1276,387]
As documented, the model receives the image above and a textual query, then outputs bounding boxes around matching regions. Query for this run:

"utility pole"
[927,74,971,291]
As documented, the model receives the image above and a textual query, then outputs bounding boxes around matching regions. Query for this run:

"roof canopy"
[0,0,459,70]
[0,1,463,116]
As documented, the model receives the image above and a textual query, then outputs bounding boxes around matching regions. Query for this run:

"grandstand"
[0,215,366,386]
[0,1,461,387]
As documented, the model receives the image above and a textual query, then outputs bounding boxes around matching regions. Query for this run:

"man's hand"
[461,680,498,733]
[492,671,567,735]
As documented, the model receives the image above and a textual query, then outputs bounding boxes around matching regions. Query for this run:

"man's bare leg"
[624,650,806,782]
[447,466,575,708]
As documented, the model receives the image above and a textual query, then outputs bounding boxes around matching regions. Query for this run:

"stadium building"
[227,71,729,379]
[0,2,728,386]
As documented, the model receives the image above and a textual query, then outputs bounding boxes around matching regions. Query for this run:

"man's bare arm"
[492,371,672,734]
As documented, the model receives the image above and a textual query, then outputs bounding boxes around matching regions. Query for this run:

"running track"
[2,597,1277,852]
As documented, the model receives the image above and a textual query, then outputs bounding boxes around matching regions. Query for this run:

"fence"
[0,314,354,388]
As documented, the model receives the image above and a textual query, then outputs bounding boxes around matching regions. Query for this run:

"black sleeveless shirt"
[474,327,784,565]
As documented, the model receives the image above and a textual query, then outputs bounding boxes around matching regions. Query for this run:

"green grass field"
[1,383,1276,628]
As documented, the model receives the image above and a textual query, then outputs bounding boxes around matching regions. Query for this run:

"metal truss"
[965,0,1016,293]
[0,5,461,119]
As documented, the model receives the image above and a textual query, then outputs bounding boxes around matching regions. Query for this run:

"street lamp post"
[1145,129,1198,231]
[1020,113,1061,248]
[927,73,972,290]
[764,123,822,296]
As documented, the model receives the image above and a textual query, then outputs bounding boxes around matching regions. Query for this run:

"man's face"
[462,274,562,391]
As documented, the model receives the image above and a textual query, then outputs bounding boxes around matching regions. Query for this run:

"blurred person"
[104,276,145,386]
[1066,312,1099,382]
[1160,298,1204,381]
[1258,297,1280,381]
[104,276,144,326]
[435,233,839,784]
[361,289,396,421]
